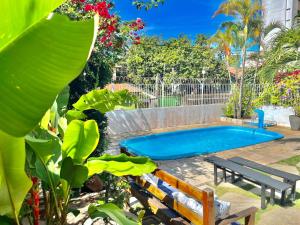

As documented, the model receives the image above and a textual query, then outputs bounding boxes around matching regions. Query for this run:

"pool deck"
[154,122,300,184]
[109,122,300,225]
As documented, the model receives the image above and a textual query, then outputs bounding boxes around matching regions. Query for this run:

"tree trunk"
[225,55,232,85]
[237,26,248,119]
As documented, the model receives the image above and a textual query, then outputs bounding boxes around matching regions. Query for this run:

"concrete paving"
[107,122,300,225]
[257,207,300,225]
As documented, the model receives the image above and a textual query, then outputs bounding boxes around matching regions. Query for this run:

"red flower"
[33,207,39,225]
[100,36,108,43]
[31,177,38,185]
[107,25,116,32]
[72,0,85,3]
[27,198,33,206]
[134,37,141,45]
[84,4,94,11]
[94,2,111,18]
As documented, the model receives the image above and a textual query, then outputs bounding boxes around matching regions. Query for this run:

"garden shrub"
[253,75,300,109]
[223,84,254,118]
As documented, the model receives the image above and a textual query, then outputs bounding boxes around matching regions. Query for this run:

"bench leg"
[280,190,286,205]
[214,165,218,185]
[261,185,266,209]
[231,172,236,183]
[245,211,256,225]
[270,189,275,205]
[291,183,296,201]
[222,169,227,182]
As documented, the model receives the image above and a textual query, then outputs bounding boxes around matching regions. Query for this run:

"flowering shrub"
[274,69,300,83]
[67,0,145,47]
[254,75,300,110]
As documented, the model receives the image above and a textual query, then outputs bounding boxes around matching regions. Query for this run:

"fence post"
[161,80,165,107]
[201,83,204,105]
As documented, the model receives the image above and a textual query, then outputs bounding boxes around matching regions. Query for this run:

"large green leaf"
[0,216,14,225]
[0,131,32,218]
[35,159,60,187]
[62,120,99,164]
[56,86,70,116]
[0,0,65,51]
[26,130,61,163]
[66,110,87,122]
[86,154,156,177]
[73,89,136,114]
[60,157,88,188]
[0,12,97,137]
[88,203,138,225]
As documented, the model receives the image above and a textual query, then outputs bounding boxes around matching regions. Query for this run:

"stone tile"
[257,207,300,225]
[220,192,261,214]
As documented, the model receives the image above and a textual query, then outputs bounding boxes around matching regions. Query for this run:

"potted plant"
[289,105,300,130]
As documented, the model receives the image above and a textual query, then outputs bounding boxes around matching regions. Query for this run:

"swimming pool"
[120,126,284,160]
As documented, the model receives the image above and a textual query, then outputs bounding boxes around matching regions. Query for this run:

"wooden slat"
[135,177,204,225]
[153,169,205,202]
[130,184,190,225]
[216,207,257,225]
[202,188,215,225]
[122,148,257,225]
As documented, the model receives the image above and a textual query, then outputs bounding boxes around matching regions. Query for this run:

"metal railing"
[105,78,299,109]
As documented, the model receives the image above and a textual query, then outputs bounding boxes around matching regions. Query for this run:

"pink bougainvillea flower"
[84,4,94,11]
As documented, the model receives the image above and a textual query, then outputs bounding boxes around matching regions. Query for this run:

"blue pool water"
[120,126,284,160]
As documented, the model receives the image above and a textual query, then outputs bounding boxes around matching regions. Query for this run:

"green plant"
[258,27,300,82]
[0,1,153,224]
[253,75,300,110]
[213,0,262,118]
[294,105,300,117]
[26,119,155,224]
[0,1,97,223]
[22,87,150,224]
[223,85,253,118]
[122,35,227,82]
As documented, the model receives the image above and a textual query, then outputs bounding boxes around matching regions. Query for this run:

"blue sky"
[114,0,230,39]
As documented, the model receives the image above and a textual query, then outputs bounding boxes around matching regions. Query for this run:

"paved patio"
[109,122,300,224]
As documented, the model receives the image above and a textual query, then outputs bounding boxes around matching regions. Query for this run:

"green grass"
[277,155,300,173]
[278,155,300,167]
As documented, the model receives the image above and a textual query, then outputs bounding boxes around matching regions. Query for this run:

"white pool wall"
[106,104,225,135]
[260,106,294,127]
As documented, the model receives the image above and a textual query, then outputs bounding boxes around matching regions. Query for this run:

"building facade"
[262,0,300,28]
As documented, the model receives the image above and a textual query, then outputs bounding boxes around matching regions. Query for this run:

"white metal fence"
[105,78,299,109]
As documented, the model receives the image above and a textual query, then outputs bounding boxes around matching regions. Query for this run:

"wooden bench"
[205,156,292,209]
[229,157,300,201]
[129,169,257,225]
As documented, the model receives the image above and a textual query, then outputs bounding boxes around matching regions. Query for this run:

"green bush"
[223,85,253,118]
[253,75,300,109]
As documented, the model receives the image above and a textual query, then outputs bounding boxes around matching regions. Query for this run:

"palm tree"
[258,27,300,82]
[209,28,234,84]
[214,0,262,118]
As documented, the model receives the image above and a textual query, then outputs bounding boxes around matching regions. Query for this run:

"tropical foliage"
[0,1,96,223]
[258,27,300,82]
[212,0,263,118]
[253,75,300,111]
[0,1,156,224]
[121,35,227,82]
